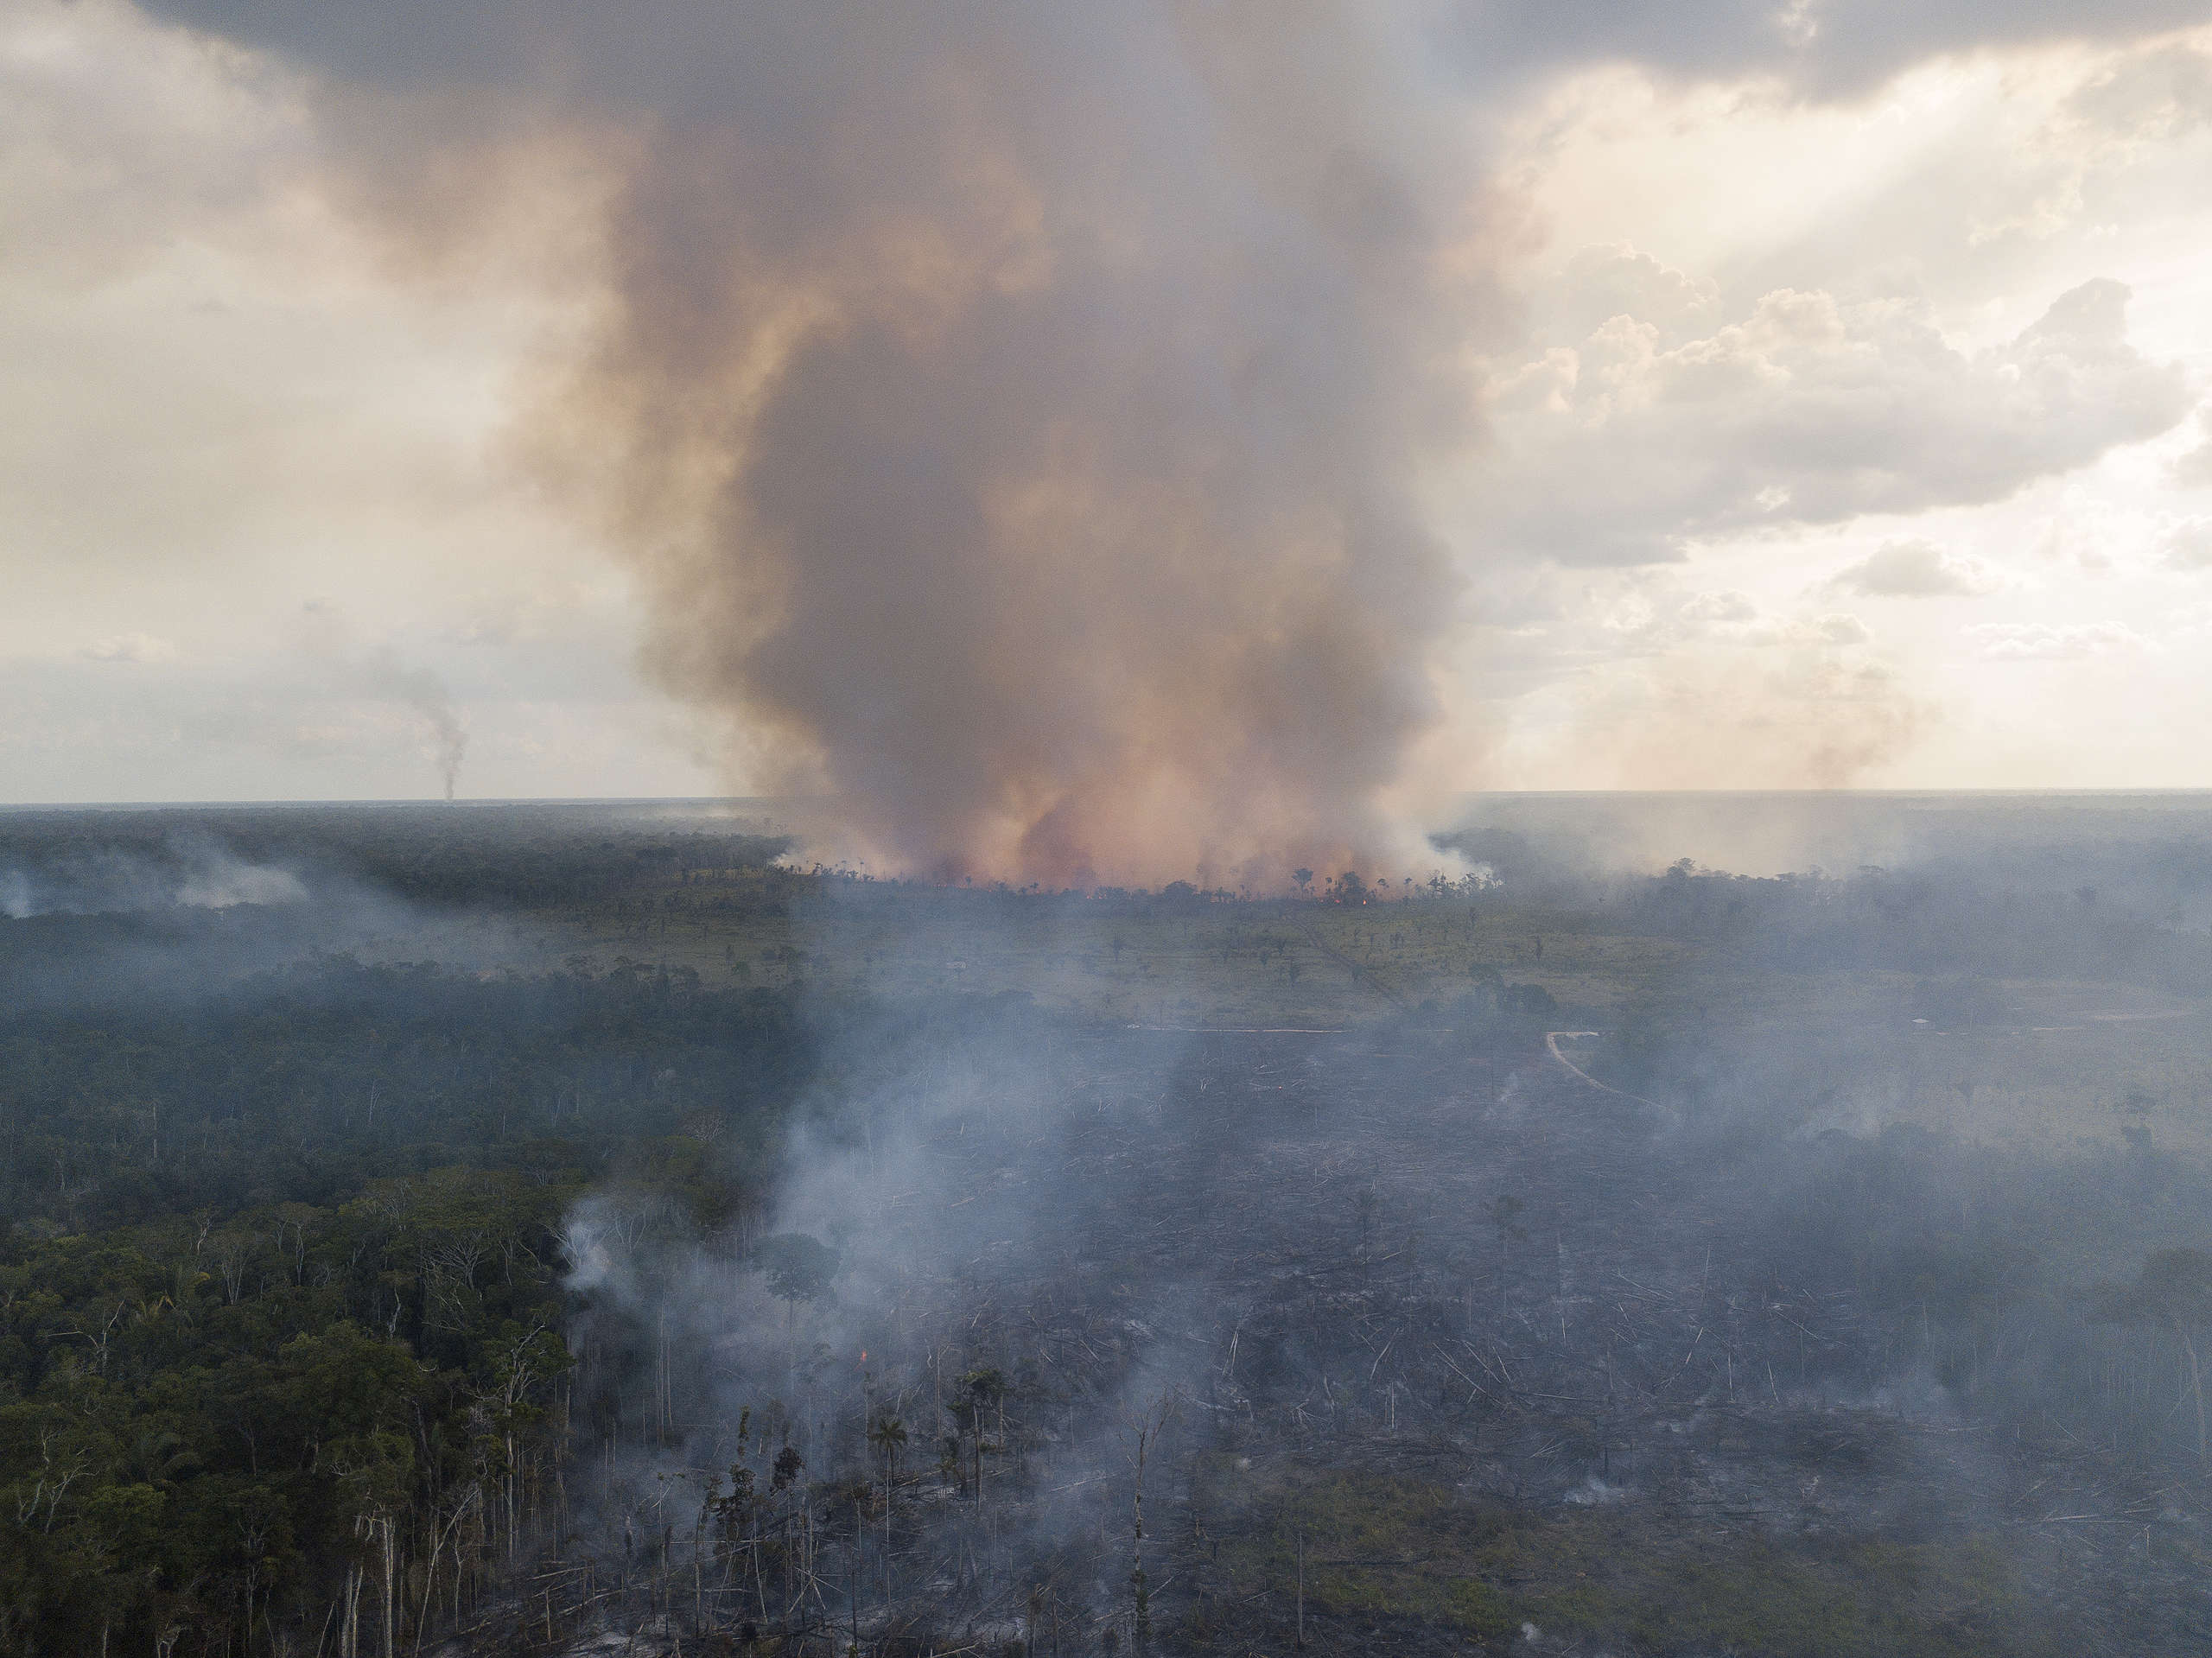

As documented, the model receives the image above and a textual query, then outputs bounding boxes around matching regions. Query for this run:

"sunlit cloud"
[1969,619,2154,659]
[1830,539,2010,597]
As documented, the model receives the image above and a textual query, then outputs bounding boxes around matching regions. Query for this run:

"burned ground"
[523,1019,2212,1657]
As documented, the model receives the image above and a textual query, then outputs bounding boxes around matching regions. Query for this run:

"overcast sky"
[6,1,2211,821]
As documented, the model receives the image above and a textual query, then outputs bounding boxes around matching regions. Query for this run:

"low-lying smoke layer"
[0,838,307,918]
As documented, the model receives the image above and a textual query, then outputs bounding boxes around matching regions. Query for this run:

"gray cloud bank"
[1483,270,2189,565]
[141,1,2212,106]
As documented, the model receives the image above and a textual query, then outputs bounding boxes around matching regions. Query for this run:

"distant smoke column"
[427,705,467,801]
[367,655,468,800]
[405,685,467,802]
[554,5,1487,886]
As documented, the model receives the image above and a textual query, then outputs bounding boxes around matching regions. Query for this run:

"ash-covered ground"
[514,1015,2212,1657]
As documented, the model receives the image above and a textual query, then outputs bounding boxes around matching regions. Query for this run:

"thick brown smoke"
[531,4,1492,886]
[127,0,2212,866]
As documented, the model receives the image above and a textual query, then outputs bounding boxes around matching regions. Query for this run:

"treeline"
[1615,861,2212,994]
[1442,822,2212,996]
[0,959,828,1658]
[0,804,796,912]
[0,959,817,1235]
[1,1171,574,1656]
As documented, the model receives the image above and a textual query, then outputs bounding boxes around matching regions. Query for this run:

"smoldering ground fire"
[543,950,2212,1656]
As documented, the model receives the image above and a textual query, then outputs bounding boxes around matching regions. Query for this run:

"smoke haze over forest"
[10,795,2212,1655]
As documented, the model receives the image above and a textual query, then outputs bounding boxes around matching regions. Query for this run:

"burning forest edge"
[6,799,2212,1656]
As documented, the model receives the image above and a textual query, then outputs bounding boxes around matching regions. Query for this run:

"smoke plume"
[516,5,1491,886]
[362,651,468,800]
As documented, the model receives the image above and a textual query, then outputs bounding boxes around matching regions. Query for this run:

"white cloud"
[2172,409,2212,488]
[1494,633,1923,791]
[1830,537,2008,596]
[1546,572,1877,665]
[2158,515,2212,568]
[1535,243,1724,347]
[1476,274,2190,565]
[78,632,177,663]
[1968,620,2152,659]
[1476,34,2212,791]
[1741,610,1874,646]
[1676,588,1758,624]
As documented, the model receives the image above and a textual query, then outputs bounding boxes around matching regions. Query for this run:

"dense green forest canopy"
[0,955,820,1654]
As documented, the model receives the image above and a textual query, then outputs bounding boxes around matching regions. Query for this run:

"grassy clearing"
[1194,1463,2056,1656]
[442,879,1701,1027]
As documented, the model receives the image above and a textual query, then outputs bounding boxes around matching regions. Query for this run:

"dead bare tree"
[1120,1385,1181,1655]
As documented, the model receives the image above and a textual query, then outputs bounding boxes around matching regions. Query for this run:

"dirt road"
[1545,1029,1680,1127]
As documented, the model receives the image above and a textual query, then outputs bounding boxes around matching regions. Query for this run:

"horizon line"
[10,786,2212,815]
